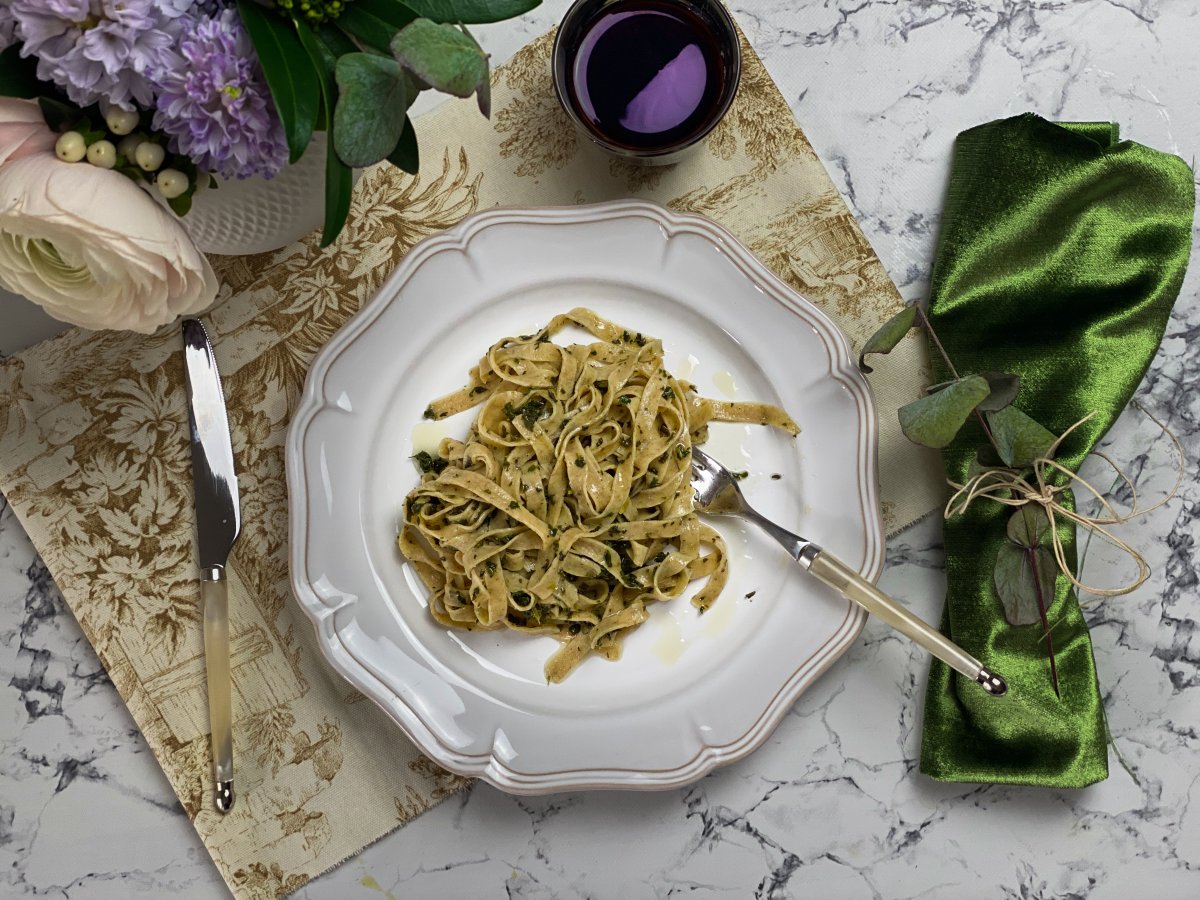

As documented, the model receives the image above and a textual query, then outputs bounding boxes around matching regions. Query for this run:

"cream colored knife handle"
[202,570,235,813]
[806,549,1007,696]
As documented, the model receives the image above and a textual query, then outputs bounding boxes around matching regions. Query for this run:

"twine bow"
[945,405,1185,598]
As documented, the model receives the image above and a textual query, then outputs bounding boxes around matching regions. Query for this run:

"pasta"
[399,308,799,682]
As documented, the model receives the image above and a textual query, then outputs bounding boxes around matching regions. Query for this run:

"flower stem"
[1027,545,1060,697]
[913,303,1002,456]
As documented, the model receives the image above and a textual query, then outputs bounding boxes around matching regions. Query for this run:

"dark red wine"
[563,1,730,152]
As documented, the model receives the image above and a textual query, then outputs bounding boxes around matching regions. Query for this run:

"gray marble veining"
[2,1,1198,897]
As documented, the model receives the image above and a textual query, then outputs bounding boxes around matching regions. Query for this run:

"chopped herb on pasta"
[399,308,798,682]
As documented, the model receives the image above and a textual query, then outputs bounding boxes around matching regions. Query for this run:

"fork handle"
[807,549,1007,696]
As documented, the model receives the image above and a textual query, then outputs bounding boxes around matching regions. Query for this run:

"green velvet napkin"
[919,114,1195,787]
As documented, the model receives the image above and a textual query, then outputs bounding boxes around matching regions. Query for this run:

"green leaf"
[897,375,990,449]
[986,405,1057,468]
[994,544,1056,626]
[858,305,917,373]
[356,0,423,28]
[390,19,489,100]
[296,21,354,246]
[387,116,419,173]
[399,0,542,23]
[338,3,418,53]
[1006,506,1050,549]
[316,22,360,58]
[0,46,45,98]
[975,372,1021,412]
[77,124,107,146]
[475,49,491,117]
[37,97,78,132]
[929,371,1020,409]
[333,53,408,167]
[238,0,320,163]
[167,188,194,217]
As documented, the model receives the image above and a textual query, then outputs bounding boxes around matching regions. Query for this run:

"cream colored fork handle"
[807,551,1007,696]
[202,575,235,812]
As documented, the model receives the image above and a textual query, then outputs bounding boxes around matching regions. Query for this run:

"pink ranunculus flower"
[0,97,57,165]
[0,153,217,333]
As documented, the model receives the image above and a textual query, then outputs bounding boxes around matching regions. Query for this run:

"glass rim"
[551,0,744,159]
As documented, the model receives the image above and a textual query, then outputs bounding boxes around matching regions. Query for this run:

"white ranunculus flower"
[0,153,217,334]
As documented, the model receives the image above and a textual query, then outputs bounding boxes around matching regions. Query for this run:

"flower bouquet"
[0,0,540,333]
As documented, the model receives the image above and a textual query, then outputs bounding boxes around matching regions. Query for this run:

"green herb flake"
[732,470,749,480]
[618,395,633,406]
[675,444,690,460]
[575,457,585,468]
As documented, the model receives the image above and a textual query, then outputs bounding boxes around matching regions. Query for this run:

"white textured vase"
[183,139,328,256]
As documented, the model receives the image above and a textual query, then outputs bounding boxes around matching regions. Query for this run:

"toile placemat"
[0,29,941,900]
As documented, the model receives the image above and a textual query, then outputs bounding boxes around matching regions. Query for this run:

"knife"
[182,318,240,814]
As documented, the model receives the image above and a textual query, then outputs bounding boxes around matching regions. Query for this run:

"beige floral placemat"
[0,30,940,900]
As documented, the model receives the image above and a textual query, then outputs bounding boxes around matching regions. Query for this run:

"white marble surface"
[2,1,1198,897]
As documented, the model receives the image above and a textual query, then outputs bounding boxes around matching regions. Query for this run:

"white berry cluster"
[53,108,190,200]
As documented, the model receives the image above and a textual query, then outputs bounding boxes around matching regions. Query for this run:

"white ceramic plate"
[286,200,882,793]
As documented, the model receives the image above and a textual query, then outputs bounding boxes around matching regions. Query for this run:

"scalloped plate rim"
[285,199,882,794]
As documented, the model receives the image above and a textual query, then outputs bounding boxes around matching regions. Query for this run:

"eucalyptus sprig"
[862,303,1064,693]
[239,0,542,246]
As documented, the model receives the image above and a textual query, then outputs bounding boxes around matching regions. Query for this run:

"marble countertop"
[3,1,1198,897]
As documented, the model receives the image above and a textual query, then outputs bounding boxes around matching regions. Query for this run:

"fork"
[690,447,1007,696]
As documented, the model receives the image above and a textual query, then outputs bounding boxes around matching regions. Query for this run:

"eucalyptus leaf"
[986,405,1057,468]
[404,69,430,96]
[995,544,1056,626]
[400,0,542,23]
[975,372,1021,412]
[334,53,408,167]
[897,374,990,449]
[858,305,917,373]
[238,0,319,163]
[391,19,489,100]
[1006,506,1050,549]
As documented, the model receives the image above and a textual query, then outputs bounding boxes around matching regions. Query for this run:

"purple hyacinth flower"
[9,0,191,110]
[150,9,288,180]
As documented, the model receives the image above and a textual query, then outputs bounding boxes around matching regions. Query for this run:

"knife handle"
[202,570,235,813]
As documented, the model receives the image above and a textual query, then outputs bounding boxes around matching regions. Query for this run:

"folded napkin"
[920,114,1195,787]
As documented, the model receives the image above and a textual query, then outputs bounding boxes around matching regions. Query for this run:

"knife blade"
[182,318,240,814]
